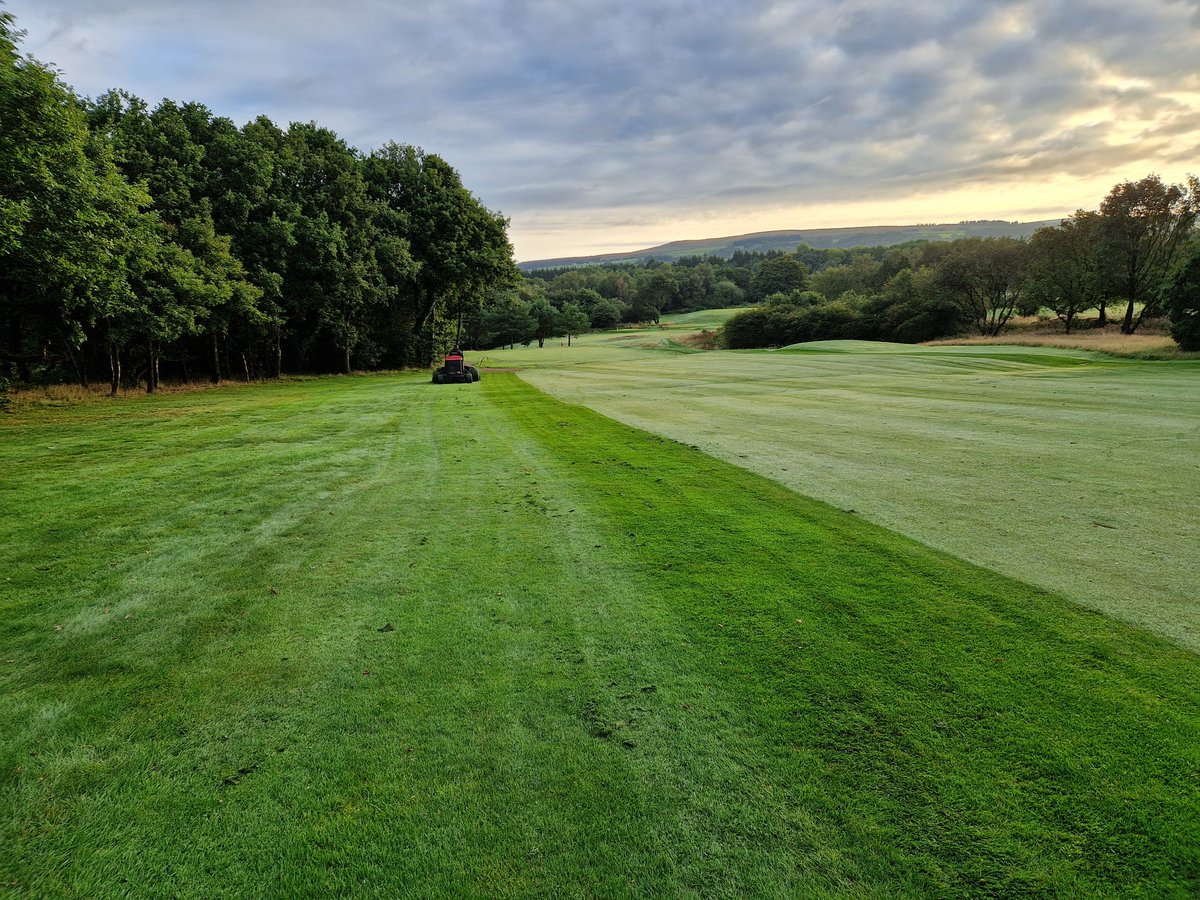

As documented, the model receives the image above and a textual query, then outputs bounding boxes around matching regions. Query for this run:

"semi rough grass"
[2,374,1199,896]
[508,338,1200,651]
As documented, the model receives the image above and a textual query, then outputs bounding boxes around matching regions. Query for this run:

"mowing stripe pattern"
[1,373,1197,896]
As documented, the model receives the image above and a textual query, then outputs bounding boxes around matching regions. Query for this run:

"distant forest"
[4,4,1200,403]
[505,173,1200,351]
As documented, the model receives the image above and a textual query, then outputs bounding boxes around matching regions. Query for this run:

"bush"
[860,294,964,343]
[723,306,777,348]
[722,300,863,348]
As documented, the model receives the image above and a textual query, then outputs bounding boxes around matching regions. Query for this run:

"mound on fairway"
[2,374,1198,896]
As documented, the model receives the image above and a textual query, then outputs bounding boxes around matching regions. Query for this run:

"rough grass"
[2,373,1198,896]
[4,381,241,414]
[928,327,1191,359]
[508,338,1200,651]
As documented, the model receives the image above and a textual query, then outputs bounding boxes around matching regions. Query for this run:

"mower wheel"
[467,366,480,382]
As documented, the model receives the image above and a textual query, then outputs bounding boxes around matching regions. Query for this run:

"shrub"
[723,301,863,348]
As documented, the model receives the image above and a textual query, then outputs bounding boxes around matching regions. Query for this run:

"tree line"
[478,243,920,347]
[1,11,516,396]
[6,0,1199,406]
[489,177,1199,354]
[721,175,1200,350]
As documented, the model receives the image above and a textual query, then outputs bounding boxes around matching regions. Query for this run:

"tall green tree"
[1026,212,1104,333]
[1,15,141,385]
[480,291,535,349]
[588,298,625,329]
[936,238,1029,335]
[238,115,300,376]
[278,123,387,372]
[557,303,590,346]
[365,144,515,366]
[527,297,564,348]
[749,254,808,302]
[1099,174,1200,334]
[630,269,676,322]
[85,93,267,381]
[1163,241,1200,351]
[115,217,210,393]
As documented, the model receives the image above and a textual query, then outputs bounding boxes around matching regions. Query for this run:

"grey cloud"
[7,0,1199,251]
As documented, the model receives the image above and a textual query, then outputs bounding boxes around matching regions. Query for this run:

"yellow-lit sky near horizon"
[507,167,1198,260]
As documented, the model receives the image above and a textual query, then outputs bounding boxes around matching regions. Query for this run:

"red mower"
[432,347,480,384]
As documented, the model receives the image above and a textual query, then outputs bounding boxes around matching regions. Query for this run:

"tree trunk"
[274,329,282,379]
[409,287,439,367]
[146,339,156,394]
[108,342,121,396]
[538,336,545,348]
[344,346,352,374]
[1121,299,1136,334]
[61,333,88,389]
[1097,297,1107,327]
[242,351,252,382]
[211,333,221,384]
[568,333,572,346]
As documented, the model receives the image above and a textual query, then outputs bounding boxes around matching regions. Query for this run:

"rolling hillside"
[519,219,1061,270]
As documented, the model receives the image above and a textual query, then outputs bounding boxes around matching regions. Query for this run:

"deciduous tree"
[365,144,515,366]
[1099,174,1200,334]
[1163,241,1200,351]
[935,238,1028,335]
[749,254,807,301]
[1026,212,1103,333]
[557,303,590,346]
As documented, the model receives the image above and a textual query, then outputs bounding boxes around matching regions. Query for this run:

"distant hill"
[518,219,1062,270]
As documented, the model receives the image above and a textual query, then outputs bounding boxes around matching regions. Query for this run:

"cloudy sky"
[7,0,1200,260]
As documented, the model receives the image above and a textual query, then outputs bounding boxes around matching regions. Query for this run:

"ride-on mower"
[432,347,480,384]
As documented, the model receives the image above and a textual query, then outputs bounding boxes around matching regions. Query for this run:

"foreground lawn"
[505,339,1200,651]
[2,374,1199,896]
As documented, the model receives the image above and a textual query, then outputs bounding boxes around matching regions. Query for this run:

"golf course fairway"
[492,335,1200,652]
[3,371,1198,896]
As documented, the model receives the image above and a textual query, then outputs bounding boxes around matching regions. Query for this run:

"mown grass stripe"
[494,373,1200,896]
[1,372,1197,896]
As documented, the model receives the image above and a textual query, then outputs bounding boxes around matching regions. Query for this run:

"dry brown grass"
[927,323,1195,359]
[4,379,253,414]
[677,329,721,350]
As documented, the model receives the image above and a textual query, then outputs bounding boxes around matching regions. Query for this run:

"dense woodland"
[1,11,515,396]
[4,6,1200,409]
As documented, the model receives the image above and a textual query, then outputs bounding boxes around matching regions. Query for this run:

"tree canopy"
[1,10,516,390]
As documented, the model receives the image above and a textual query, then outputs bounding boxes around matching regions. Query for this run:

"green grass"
[3,373,1199,896]
[659,307,742,329]
[504,337,1200,651]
